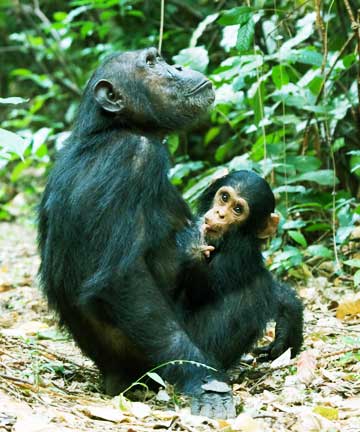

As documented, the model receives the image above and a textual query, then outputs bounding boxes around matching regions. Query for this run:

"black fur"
[177,170,304,367]
[38,48,236,419]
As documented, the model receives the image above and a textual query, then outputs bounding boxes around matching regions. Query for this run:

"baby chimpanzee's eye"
[221,192,229,202]
[234,205,243,214]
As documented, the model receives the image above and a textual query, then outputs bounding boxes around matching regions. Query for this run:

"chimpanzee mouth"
[186,80,213,96]
[204,224,219,234]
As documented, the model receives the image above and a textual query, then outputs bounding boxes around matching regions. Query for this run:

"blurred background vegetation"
[0,0,359,284]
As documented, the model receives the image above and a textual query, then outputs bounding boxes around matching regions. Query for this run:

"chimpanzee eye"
[221,192,229,202]
[234,205,243,214]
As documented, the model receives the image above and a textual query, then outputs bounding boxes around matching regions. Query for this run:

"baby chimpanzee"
[176,170,303,368]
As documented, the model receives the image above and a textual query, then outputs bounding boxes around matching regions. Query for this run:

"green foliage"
[0,0,359,281]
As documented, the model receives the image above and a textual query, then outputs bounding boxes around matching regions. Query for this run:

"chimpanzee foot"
[191,380,236,419]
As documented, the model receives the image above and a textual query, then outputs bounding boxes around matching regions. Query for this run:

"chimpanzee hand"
[252,342,278,362]
[199,245,215,259]
[191,380,236,419]
[253,340,285,361]
[254,313,302,361]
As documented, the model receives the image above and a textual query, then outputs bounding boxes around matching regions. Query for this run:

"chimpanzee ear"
[257,213,280,239]
[94,79,124,113]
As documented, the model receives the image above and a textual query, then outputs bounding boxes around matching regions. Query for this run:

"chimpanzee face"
[203,186,250,240]
[91,48,215,130]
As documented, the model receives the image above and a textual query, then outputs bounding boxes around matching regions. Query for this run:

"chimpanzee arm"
[254,281,304,360]
[176,222,215,305]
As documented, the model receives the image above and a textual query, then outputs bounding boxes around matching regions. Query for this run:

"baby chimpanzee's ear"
[257,213,280,239]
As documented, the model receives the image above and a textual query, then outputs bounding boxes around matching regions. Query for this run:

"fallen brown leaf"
[296,350,317,386]
[336,298,360,319]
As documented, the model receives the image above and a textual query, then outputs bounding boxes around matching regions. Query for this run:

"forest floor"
[0,222,359,432]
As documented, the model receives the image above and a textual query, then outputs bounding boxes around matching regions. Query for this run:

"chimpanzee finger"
[253,343,273,356]
[270,340,288,360]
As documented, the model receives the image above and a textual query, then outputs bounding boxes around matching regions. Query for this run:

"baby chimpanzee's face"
[202,186,250,240]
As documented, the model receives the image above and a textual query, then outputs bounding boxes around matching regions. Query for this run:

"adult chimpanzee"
[176,170,304,370]
[38,48,236,419]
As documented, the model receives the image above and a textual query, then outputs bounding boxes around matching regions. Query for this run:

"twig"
[302,33,355,152]
[17,2,81,96]
[0,373,32,386]
[33,0,61,44]
[266,0,314,40]
[37,342,97,373]
[343,0,356,22]
[158,0,165,54]
[315,0,328,74]
[321,346,360,358]
[32,0,80,90]
[343,0,360,124]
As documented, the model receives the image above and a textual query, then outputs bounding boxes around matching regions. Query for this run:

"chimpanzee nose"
[217,209,225,219]
[174,64,183,72]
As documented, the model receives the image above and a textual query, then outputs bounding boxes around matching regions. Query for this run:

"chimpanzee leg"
[78,259,236,417]
[59,307,145,393]
[183,286,273,369]
[253,282,303,360]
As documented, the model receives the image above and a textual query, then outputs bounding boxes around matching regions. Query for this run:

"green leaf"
[332,138,345,152]
[287,156,322,173]
[307,245,333,259]
[169,160,204,185]
[342,53,356,69]
[215,141,232,162]
[288,49,323,66]
[251,81,266,126]
[336,226,353,244]
[289,170,339,186]
[308,76,323,95]
[204,127,220,146]
[0,97,28,105]
[350,154,360,177]
[218,6,252,26]
[305,223,331,232]
[146,372,166,387]
[271,65,289,89]
[190,13,219,47]
[282,220,306,229]
[236,18,255,53]
[354,270,360,286]
[53,11,67,21]
[288,230,307,247]
[344,259,360,269]
[167,134,179,155]
[0,128,28,159]
[11,159,31,182]
[273,185,306,194]
[173,47,209,73]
